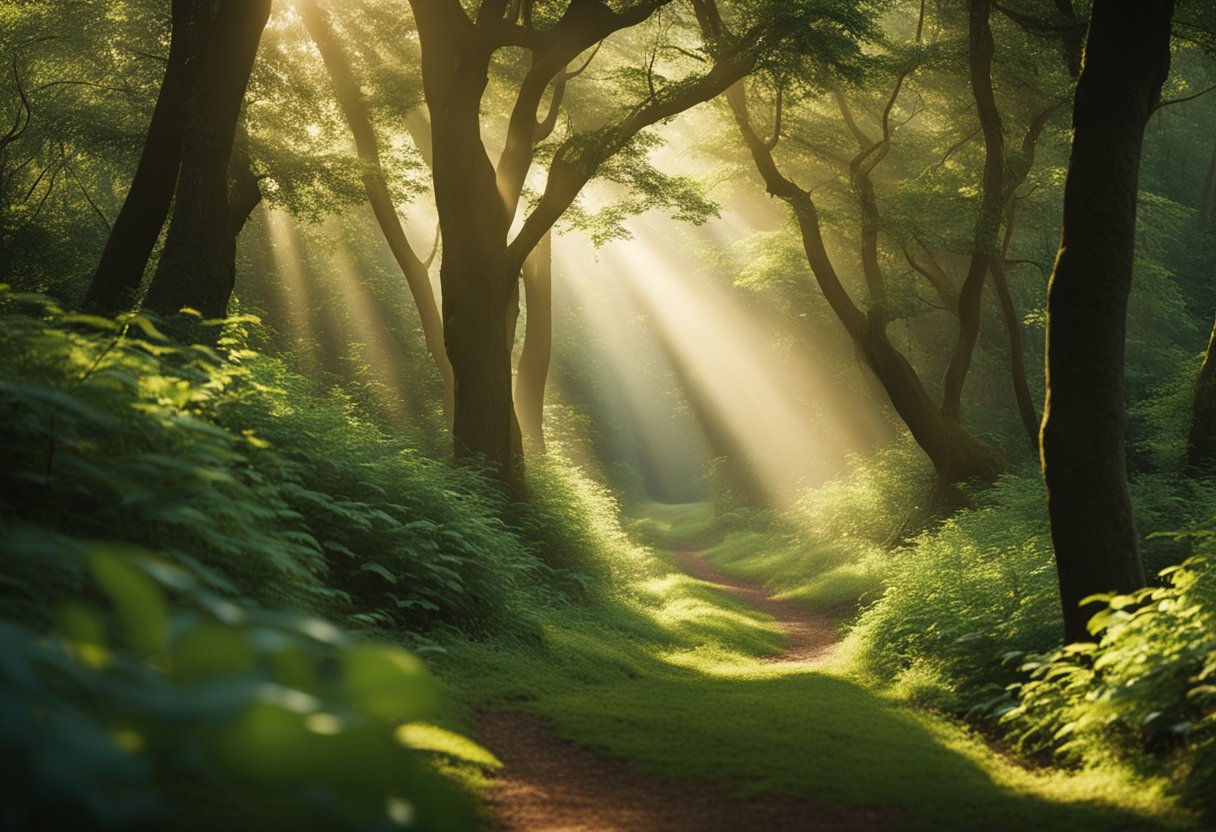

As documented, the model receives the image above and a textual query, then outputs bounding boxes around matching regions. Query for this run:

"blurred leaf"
[91,549,168,656]
[342,645,437,722]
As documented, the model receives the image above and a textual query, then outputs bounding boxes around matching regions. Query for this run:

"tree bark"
[142,0,271,319]
[299,0,455,424]
[82,0,209,313]
[515,231,553,450]
[227,113,262,236]
[1041,0,1172,643]
[991,258,1039,449]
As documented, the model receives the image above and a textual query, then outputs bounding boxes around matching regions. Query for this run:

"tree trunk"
[413,5,523,493]
[1200,140,1216,230]
[299,0,455,424]
[991,258,1039,449]
[726,83,1005,502]
[515,231,552,451]
[1187,319,1216,472]
[1041,0,1172,643]
[82,0,209,313]
[941,0,1004,423]
[143,0,271,319]
[228,113,262,236]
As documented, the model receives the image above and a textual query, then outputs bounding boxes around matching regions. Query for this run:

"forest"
[2,0,1216,829]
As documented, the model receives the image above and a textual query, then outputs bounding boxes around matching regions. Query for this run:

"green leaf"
[170,621,257,684]
[359,562,399,585]
[60,312,119,331]
[56,601,110,669]
[342,645,437,722]
[90,549,168,656]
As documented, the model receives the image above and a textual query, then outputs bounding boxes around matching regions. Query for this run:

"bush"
[0,288,541,635]
[0,536,476,831]
[847,473,1061,711]
[1003,547,1216,820]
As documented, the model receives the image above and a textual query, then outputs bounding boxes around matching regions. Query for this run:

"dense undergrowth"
[0,288,628,830]
[4,284,1213,829]
[699,436,1216,822]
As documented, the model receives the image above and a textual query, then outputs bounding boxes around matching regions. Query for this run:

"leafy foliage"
[0,538,474,831]
[1003,544,1216,820]
[0,287,547,635]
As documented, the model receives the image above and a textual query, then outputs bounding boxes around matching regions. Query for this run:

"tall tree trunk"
[941,0,1004,423]
[993,103,1060,451]
[298,0,455,424]
[1201,141,1216,230]
[1187,319,1216,473]
[143,0,271,318]
[991,258,1039,449]
[1041,0,1172,643]
[82,0,208,313]
[227,114,261,236]
[515,231,552,450]
[413,5,523,493]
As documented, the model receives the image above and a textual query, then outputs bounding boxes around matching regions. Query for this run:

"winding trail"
[476,549,890,832]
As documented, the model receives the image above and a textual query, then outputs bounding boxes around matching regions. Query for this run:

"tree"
[81,0,209,313]
[716,0,1011,506]
[142,0,272,318]
[1040,0,1174,643]
[515,231,553,450]
[297,0,455,423]
[406,0,861,493]
[1188,319,1216,472]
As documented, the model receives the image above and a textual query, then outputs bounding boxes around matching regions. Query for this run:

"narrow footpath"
[475,549,891,832]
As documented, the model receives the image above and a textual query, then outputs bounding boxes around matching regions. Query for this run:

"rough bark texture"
[299,0,455,423]
[82,0,208,313]
[515,232,552,450]
[1040,0,1172,643]
[142,0,271,318]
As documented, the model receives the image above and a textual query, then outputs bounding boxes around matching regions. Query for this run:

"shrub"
[0,288,540,635]
[1003,547,1216,820]
[0,535,476,831]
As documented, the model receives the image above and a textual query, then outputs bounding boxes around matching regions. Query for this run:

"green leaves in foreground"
[0,542,477,832]
[1004,550,1216,820]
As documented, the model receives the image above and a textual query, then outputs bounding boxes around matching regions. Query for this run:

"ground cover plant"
[4,0,1216,828]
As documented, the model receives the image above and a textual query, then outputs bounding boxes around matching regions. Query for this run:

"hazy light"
[263,208,318,362]
[325,222,415,419]
[555,208,883,505]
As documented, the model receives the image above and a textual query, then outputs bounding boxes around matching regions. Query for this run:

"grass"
[434,503,1195,831]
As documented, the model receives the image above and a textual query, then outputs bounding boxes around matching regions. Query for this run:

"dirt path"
[476,549,887,832]
[668,548,841,665]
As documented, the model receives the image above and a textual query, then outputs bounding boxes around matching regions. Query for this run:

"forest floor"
[440,504,1185,832]
[475,548,886,831]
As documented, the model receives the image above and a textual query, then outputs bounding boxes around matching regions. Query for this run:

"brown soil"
[668,548,842,665]
[476,549,891,832]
